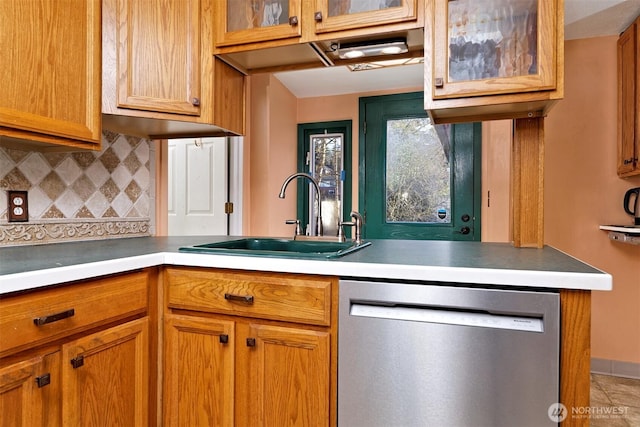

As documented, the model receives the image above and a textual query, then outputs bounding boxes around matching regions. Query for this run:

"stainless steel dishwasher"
[338,279,560,427]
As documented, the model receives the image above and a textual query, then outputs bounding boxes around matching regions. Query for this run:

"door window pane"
[310,133,343,236]
[448,0,538,81]
[386,119,451,223]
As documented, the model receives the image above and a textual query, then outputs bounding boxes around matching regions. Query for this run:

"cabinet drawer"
[0,271,149,357]
[166,268,333,326]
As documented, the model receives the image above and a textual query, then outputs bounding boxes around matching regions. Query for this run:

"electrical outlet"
[8,190,28,222]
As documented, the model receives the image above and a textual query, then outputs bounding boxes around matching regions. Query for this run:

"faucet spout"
[279,173,323,236]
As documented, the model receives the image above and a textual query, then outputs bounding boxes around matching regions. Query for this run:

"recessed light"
[337,38,409,60]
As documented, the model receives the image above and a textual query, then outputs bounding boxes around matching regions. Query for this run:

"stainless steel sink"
[179,238,372,259]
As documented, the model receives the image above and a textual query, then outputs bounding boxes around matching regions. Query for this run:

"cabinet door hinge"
[363,121,367,134]
[224,202,234,214]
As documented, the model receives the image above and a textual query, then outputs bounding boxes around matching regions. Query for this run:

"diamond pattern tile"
[86,161,110,188]
[86,192,109,217]
[27,187,52,218]
[124,151,142,175]
[72,151,96,168]
[40,172,66,200]
[0,150,13,176]
[112,164,133,191]
[56,157,83,185]
[1,168,31,190]
[0,131,152,222]
[72,175,97,201]
[57,190,84,217]
[100,178,120,203]
[18,153,49,184]
[112,135,133,161]
[99,147,121,173]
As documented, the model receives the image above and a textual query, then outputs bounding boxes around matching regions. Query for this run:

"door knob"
[459,226,471,235]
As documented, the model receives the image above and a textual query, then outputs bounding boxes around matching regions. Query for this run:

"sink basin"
[179,238,372,259]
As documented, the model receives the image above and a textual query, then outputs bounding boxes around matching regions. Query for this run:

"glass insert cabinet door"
[215,0,302,46]
[430,0,558,99]
[314,0,418,34]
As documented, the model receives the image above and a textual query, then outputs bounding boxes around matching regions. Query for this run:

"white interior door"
[168,137,228,235]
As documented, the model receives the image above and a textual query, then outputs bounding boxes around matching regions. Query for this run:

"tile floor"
[589,374,640,426]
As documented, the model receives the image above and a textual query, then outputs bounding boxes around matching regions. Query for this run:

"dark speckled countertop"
[0,236,612,294]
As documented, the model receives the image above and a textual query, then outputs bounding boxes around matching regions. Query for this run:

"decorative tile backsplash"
[0,130,155,246]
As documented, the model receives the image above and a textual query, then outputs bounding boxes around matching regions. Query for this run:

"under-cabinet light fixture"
[336,38,409,60]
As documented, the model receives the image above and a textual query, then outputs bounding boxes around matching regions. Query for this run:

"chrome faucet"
[278,172,323,236]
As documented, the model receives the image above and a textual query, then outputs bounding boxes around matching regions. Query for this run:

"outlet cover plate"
[8,190,28,222]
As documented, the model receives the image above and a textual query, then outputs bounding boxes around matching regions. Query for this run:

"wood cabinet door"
[617,20,640,176]
[61,318,149,427]
[164,314,235,427]
[312,0,418,35]
[429,0,559,100]
[0,356,45,427]
[0,351,60,427]
[0,0,101,145]
[236,322,330,427]
[214,0,302,47]
[112,0,202,115]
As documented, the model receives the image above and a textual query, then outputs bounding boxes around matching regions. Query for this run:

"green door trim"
[296,120,353,234]
[358,92,482,241]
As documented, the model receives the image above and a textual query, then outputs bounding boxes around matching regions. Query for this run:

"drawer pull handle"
[70,355,84,369]
[224,293,254,304]
[33,308,75,326]
[35,373,51,388]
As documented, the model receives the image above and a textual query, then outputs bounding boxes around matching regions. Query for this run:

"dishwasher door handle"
[350,303,544,333]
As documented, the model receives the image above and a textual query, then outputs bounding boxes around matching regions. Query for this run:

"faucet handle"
[285,219,303,237]
[349,211,364,244]
[338,220,355,242]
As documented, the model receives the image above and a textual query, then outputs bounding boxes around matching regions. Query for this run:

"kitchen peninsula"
[0,236,611,426]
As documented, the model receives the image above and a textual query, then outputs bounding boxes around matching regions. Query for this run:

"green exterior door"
[297,121,353,236]
[360,92,481,241]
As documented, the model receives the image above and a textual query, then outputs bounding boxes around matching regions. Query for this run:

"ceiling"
[274,0,640,98]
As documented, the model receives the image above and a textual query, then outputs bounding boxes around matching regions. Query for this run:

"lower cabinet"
[61,318,149,426]
[164,315,234,426]
[0,270,154,426]
[0,352,59,427]
[0,318,148,427]
[163,267,337,426]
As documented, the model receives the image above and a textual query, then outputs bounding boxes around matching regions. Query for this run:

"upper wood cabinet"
[215,0,303,47]
[214,0,422,50]
[103,0,245,137]
[424,0,564,123]
[618,17,640,177]
[312,0,418,35]
[107,0,201,116]
[0,0,101,150]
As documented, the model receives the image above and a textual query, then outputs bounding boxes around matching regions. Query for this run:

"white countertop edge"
[0,254,164,294]
[164,253,612,290]
[0,251,613,294]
